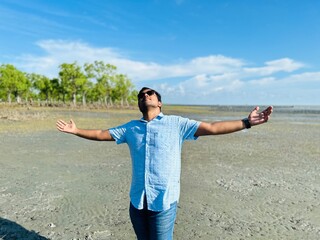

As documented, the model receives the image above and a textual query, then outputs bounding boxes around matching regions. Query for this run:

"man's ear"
[158,101,162,108]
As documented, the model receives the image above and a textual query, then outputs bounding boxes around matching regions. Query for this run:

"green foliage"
[27,73,52,102]
[0,61,137,107]
[0,64,30,103]
[59,62,87,105]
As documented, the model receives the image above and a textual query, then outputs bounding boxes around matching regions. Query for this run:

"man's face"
[138,89,162,112]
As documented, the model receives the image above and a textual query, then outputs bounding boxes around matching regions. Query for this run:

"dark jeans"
[129,201,177,240]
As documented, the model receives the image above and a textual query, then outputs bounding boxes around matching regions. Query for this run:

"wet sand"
[1,106,320,239]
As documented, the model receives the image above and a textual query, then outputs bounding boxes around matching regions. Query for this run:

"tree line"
[0,61,138,107]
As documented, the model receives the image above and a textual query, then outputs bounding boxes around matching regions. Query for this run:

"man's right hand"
[56,119,77,134]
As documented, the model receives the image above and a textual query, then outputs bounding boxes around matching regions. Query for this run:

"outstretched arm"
[195,106,273,136]
[56,119,115,141]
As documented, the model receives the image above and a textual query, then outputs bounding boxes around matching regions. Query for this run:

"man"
[56,87,273,240]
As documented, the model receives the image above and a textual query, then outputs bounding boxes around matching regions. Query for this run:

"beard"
[138,99,160,113]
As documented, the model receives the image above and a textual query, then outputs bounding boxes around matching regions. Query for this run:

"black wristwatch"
[242,118,251,129]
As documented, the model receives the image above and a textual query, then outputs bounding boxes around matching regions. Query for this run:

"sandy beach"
[1,106,320,239]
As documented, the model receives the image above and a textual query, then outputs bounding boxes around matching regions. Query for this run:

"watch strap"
[242,118,251,129]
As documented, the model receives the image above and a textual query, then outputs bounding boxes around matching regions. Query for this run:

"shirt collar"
[140,112,164,122]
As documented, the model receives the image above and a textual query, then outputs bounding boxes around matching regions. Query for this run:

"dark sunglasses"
[138,90,155,99]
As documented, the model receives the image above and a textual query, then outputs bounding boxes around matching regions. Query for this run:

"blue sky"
[1,0,319,105]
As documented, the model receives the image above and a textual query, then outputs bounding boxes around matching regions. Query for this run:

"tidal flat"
[1,105,320,239]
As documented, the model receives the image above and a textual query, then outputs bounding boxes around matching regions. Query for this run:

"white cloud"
[282,71,320,84]
[9,39,320,105]
[15,39,123,78]
[244,58,305,76]
[248,77,276,86]
[173,73,244,100]
[14,40,245,81]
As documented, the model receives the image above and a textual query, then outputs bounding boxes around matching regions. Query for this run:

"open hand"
[249,106,273,126]
[56,119,77,134]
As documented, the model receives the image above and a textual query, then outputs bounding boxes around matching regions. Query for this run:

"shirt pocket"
[151,129,179,150]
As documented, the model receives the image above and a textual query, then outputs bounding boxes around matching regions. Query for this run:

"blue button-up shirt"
[109,113,200,211]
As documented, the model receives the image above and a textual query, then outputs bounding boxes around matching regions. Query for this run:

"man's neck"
[142,108,161,122]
